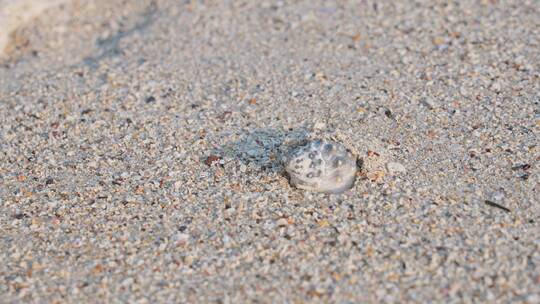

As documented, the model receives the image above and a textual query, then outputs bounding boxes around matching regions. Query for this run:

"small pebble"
[276,218,289,227]
[204,155,221,166]
[387,162,407,174]
[491,191,505,201]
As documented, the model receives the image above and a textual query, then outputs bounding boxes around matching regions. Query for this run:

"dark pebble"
[204,155,221,166]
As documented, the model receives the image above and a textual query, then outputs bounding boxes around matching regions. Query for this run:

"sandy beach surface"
[0,0,68,56]
[1,0,539,302]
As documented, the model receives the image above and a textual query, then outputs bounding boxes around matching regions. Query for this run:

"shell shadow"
[216,128,310,174]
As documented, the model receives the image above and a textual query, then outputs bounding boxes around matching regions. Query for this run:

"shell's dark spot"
[323,144,334,154]
[310,162,317,168]
[316,170,322,177]
[332,158,343,168]
[308,152,316,159]
[307,173,314,178]
[296,158,303,163]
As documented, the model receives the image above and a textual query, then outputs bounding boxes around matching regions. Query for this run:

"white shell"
[284,139,358,193]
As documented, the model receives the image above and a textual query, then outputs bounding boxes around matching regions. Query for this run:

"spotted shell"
[284,139,358,193]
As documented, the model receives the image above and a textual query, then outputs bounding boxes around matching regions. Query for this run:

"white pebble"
[276,218,288,227]
[387,162,407,174]
[313,122,326,130]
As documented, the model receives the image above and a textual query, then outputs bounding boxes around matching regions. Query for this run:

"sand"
[0,0,539,302]
[0,0,69,57]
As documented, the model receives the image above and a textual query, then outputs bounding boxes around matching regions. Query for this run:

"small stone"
[276,218,288,227]
[317,219,330,227]
[387,162,406,174]
[313,122,326,130]
[173,233,189,246]
[420,97,437,109]
[432,36,446,46]
[204,155,221,166]
[491,191,505,201]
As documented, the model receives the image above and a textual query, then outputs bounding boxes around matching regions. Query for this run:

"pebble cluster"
[284,139,358,193]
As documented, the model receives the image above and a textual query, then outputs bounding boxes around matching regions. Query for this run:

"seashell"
[284,139,358,193]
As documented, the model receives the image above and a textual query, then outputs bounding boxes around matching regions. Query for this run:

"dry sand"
[0,0,69,57]
[0,0,539,302]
